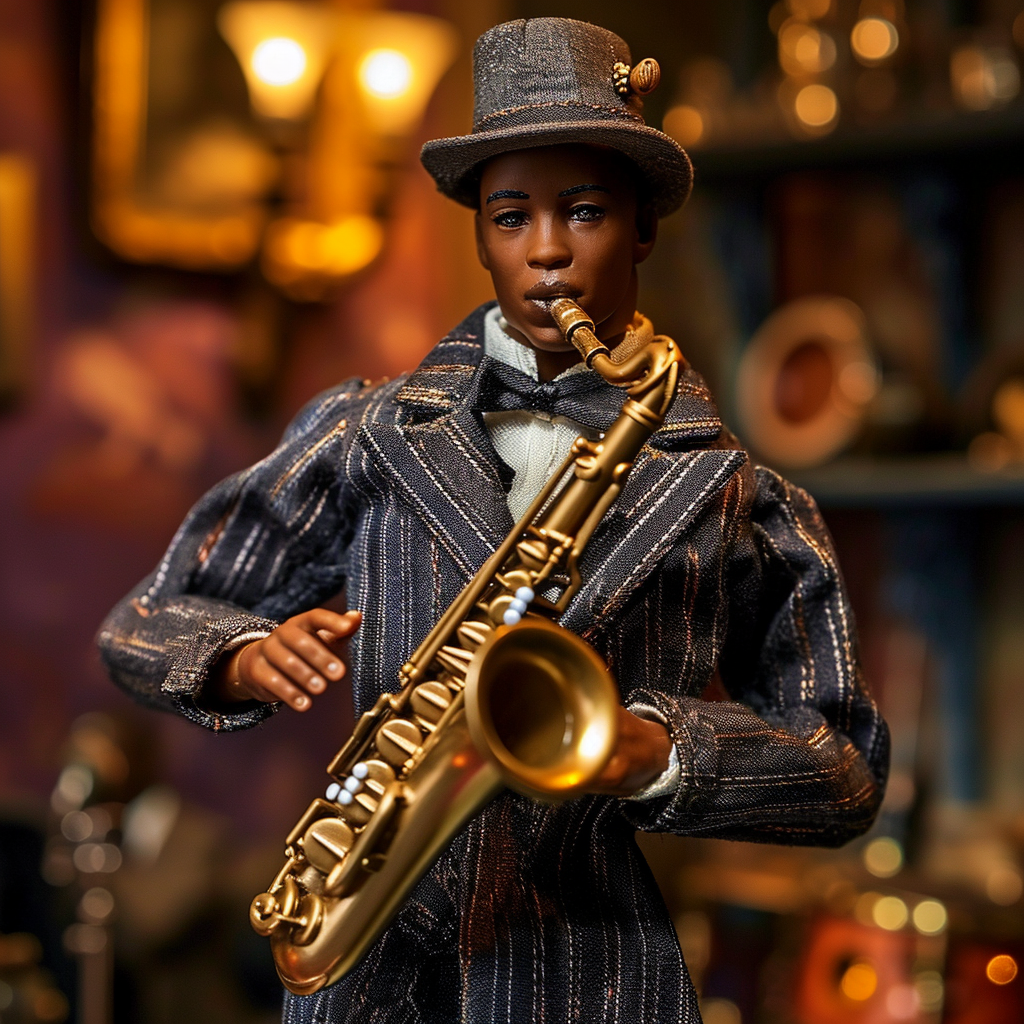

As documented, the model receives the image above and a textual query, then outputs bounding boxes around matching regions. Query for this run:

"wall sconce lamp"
[218,2,340,122]
[90,0,457,300]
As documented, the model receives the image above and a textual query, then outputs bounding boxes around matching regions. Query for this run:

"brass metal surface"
[252,299,682,992]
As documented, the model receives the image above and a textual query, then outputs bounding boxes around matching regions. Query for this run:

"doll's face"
[475,144,657,362]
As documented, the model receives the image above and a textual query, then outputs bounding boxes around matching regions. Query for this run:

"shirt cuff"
[625,702,682,802]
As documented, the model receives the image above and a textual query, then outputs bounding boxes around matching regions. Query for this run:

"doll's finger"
[261,635,329,694]
[312,612,362,645]
[278,629,346,684]
[297,608,360,640]
[248,655,312,711]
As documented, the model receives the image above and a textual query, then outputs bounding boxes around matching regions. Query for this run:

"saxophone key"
[456,619,493,650]
[410,680,452,723]
[515,538,549,569]
[249,892,281,936]
[496,569,533,594]
[487,593,520,626]
[291,893,324,946]
[435,645,473,679]
[301,817,355,874]
[375,718,423,766]
[338,759,396,825]
[280,875,301,914]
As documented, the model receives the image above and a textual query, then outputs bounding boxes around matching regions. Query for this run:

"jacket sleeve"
[623,465,889,846]
[97,382,368,732]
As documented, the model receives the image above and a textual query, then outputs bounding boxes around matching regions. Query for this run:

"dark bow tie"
[473,355,625,433]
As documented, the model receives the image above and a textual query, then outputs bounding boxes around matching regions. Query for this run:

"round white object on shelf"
[736,295,877,469]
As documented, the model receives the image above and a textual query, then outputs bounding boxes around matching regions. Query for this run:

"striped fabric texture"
[98,302,889,1024]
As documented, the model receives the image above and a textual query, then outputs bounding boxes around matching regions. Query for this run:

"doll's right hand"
[214,609,361,712]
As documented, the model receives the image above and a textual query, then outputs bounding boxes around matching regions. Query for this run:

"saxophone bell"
[464,616,619,801]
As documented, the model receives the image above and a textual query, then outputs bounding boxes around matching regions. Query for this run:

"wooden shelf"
[789,455,1024,508]
[690,106,1024,183]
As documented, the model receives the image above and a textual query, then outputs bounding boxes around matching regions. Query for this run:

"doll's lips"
[524,281,581,304]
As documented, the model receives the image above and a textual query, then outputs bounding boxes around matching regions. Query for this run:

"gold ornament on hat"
[612,58,661,98]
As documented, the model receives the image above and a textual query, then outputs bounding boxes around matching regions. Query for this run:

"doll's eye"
[492,209,528,229]
[569,203,605,223]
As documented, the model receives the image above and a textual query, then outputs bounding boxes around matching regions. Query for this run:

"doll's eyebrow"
[485,189,530,203]
[558,184,611,197]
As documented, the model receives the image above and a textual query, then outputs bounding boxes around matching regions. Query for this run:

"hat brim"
[420,119,693,218]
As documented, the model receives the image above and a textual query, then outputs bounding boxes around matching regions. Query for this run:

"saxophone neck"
[548,298,681,420]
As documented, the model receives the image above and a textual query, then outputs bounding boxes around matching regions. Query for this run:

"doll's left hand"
[583,706,673,796]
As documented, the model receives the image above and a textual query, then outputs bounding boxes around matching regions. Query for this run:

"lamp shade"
[348,12,458,136]
[218,1,339,120]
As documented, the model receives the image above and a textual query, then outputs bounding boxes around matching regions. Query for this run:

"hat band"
[473,99,644,135]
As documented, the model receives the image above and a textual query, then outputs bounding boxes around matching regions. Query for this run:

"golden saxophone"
[250,299,682,994]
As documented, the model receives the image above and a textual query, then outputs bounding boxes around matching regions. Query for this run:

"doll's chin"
[504,321,574,353]
[520,332,576,353]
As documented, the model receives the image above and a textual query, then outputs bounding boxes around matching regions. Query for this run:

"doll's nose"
[526,219,572,270]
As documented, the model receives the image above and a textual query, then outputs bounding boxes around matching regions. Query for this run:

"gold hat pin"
[613,58,661,99]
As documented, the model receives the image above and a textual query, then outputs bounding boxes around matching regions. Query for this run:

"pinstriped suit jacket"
[99,302,889,1024]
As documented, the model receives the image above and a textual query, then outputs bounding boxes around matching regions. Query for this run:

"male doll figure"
[99,18,889,1024]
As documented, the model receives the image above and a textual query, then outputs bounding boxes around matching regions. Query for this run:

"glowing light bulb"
[360,48,414,99]
[218,2,339,120]
[251,36,307,86]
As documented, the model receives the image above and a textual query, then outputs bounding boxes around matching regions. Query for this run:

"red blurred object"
[793,915,923,1024]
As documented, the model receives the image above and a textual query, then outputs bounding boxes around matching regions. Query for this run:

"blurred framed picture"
[89,0,270,272]
[0,154,34,410]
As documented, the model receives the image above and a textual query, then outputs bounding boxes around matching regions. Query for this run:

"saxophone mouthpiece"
[549,299,609,367]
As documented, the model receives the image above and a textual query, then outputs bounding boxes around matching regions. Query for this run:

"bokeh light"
[359,48,414,100]
[251,37,307,87]
[851,18,899,64]
[788,0,832,20]
[986,954,1018,985]
[986,865,1024,905]
[779,23,837,75]
[951,45,1020,110]
[840,960,877,1001]
[864,836,903,878]
[911,899,947,935]
[915,971,944,1013]
[872,895,908,930]
[886,983,920,1019]
[794,83,838,128]
[663,105,705,147]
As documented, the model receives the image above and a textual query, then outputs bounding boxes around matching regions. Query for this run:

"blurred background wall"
[2,1,1024,1022]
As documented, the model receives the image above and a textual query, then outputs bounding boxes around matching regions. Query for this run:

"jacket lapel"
[560,445,745,635]
[360,307,516,581]
[561,365,744,634]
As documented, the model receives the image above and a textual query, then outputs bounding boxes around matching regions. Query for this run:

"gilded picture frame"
[90,0,268,271]
[0,154,34,408]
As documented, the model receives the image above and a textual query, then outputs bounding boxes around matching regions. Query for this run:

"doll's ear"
[474,213,491,271]
[633,205,658,266]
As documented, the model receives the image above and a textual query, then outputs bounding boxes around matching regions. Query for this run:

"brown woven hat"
[420,18,692,217]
